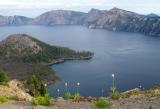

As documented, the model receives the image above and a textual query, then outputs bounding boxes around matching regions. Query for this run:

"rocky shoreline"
[44,56,93,85]
[48,56,93,66]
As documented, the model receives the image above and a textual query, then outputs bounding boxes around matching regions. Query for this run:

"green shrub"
[0,96,8,104]
[0,69,9,83]
[95,97,111,108]
[65,92,74,99]
[110,86,121,100]
[32,94,51,106]
[73,93,81,101]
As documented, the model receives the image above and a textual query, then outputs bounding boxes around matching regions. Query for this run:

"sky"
[0,0,160,17]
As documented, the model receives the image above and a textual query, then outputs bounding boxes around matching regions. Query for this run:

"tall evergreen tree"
[39,81,47,96]
[31,75,40,97]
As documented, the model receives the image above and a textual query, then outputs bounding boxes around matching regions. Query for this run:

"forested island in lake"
[0,34,93,83]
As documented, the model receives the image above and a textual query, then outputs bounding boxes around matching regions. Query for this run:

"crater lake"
[0,25,160,97]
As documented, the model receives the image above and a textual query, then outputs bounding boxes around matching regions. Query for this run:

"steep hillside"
[0,34,93,63]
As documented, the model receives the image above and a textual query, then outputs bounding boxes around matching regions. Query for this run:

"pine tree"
[31,75,40,97]
[39,81,47,96]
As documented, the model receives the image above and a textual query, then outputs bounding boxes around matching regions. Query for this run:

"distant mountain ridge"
[147,13,159,18]
[31,10,86,25]
[0,8,160,36]
[0,15,32,26]
[85,8,160,36]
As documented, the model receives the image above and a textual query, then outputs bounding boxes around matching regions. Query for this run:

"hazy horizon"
[0,0,160,17]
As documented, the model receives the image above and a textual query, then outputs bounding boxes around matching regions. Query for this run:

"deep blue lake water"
[0,25,160,97]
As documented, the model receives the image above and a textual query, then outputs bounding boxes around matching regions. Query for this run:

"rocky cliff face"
[0,15,32,26]
[0,80,32,101]
[82,8,108,27]
[0,8,160,36]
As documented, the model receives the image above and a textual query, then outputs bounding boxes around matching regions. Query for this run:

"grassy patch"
[110,86,121,100]
[94,97,111,108]
[65,92,74,100]
[73,93,81,102]
[0,96,8,104]
[64,92,82,101]
[32,95,51,106]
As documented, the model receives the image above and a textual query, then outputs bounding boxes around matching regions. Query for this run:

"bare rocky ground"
[110,95,160,109]
[0,95,160,109]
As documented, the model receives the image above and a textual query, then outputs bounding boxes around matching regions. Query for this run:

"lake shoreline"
[48,56,93,66]
[45,55,93,85]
